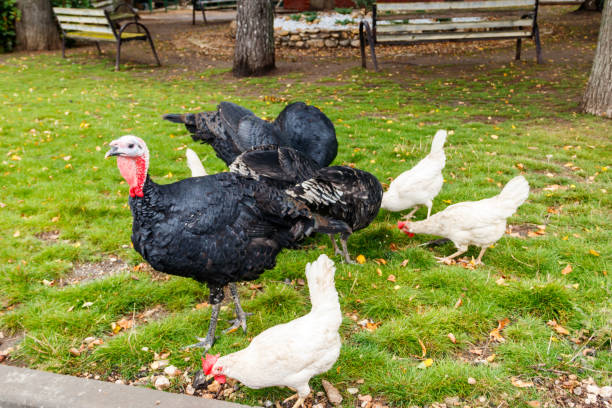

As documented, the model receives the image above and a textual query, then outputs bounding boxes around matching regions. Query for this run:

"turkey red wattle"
[117,156,147,197]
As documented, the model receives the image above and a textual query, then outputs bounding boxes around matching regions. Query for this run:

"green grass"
[0,47,610,408]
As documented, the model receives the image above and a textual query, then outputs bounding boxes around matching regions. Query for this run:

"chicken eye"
[128,143,135,149]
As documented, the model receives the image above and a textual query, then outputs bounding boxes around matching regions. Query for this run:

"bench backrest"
[53,8,115,36]
[373,0,539,44]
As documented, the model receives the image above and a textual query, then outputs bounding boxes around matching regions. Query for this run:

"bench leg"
[139,24,162,66]
[515,38,521,60]
[193,0,196,24]
[61,36,66,58]
[534,24,542,64]
[202,8,207,24]
[95,41,102,55]
[115,40,122,71]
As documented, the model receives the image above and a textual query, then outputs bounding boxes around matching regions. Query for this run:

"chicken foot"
[434,248,467,264]
[401,206,420,220]
[223,282,252,334]
[283,394,305,408]
[185,302,221,351]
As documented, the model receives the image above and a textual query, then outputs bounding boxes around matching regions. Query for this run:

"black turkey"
[105,135,348,351]
[163,102,337,168]
[231,145,383,263]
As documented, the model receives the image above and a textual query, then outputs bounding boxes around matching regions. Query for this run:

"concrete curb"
[0,365,254,408]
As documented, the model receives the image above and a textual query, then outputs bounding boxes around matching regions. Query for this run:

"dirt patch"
[0,331,25,367]
[506,224,547,239]
[62,258,129,286]
[35,230,60,242]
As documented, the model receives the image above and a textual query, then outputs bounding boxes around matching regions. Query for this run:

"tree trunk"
[15,0,61,51]
[582,0,611,117]
[232,0,275,77]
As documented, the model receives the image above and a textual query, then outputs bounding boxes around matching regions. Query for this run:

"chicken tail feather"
[305,254,338,309]
[430,129,447,154]
[495,175,530,216]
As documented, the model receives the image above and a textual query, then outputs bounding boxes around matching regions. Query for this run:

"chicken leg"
[474,247,487,265]
[224,282,252,334]
[434,248,467,264]
[401,206,420,220]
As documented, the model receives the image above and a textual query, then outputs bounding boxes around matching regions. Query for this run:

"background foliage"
[0,0,19,53]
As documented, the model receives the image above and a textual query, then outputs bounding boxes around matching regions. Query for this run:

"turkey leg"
[340,233,357,265]
[185,302,220,351]
[223,282,252,334]
[185,285,224,351]
[328,234,342,256]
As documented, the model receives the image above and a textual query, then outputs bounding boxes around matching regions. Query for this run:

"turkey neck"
[128,175,162,221]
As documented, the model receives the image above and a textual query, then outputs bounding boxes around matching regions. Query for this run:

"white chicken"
[381,129,447,219]
[202,254,342,408]
[186,148,207,177]
[399,175,529,265]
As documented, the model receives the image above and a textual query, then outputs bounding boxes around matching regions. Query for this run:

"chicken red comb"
[202,353,219,375]
[397,221,415,238]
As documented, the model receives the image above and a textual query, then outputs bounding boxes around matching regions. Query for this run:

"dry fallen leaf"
[387,274,396,283]
[400,259,410,267]
[374,258,387,265]
[589,249,600,257]
[490,318,510,342]
[511,377,534,388]
[561,264,572,275]
[447,333,457,344]
[454,298,463,309]
[547,320,570,336]
[527,401,541,408]
[356,254,366,264]
[418,338,427,357]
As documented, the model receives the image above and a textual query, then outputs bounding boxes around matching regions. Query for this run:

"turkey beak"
[105,143,120,158]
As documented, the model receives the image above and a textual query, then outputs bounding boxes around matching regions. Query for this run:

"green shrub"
[353,0,374,9]
[0,0,19,53]
[334,7,352,14]
[51,0,92,8]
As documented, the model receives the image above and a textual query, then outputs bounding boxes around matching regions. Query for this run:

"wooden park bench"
[192,0,237,25]
[53,5,161,71]
[359,0,542,71]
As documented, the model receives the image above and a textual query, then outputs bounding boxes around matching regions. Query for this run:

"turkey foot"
[328,234,343,256]
[283,394,306,408]
[340,234,357,265]
[224,283,252,334]
[185,303,220,351]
